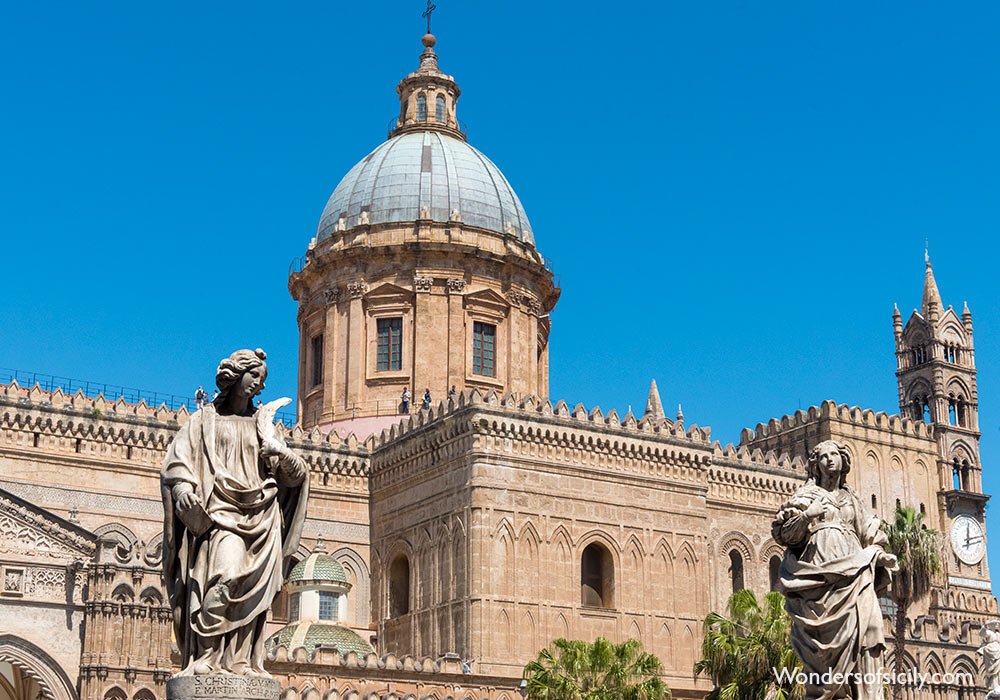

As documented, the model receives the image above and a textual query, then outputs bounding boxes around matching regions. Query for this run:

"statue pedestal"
[166,676,279,700]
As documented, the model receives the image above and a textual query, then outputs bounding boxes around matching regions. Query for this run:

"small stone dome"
[316,131,534,246]
[267,622,372,657]
[288,550,348,585]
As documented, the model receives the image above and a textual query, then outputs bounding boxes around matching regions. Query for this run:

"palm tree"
[694,588,804,700]
[523,637,670,700]
[882,504,942,700]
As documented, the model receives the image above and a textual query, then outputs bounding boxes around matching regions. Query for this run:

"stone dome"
[288,550,348,585]
[316,131,534,246]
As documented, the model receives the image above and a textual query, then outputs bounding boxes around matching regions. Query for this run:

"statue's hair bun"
[254,348,267,361]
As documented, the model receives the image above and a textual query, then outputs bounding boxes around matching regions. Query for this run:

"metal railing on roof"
[289,254,309,276]
[0,368,297,425]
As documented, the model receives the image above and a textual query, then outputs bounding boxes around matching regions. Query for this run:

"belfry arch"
[0,635,77,700]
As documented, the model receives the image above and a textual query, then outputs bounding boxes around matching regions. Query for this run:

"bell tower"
[893,253,989,587]
[894,254,981,484]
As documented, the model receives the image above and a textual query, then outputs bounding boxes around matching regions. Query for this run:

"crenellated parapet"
[739,399,934,447]
[707,443,805,513]
[368,388,716,492]
[0,381,370,483]
[371,388,713,447]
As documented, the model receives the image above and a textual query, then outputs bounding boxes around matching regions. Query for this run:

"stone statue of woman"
[771,440,897,700]
[979,622,1000,699]
[161,349,309,678]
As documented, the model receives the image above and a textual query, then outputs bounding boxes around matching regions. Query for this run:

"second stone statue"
[161,349,309,700]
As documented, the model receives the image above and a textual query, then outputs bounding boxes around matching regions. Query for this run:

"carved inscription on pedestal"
[167,675,279,700]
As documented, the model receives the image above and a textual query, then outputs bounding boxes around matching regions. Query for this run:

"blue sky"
[2,2,999,584]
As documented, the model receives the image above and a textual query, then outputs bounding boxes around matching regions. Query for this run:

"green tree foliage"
[694,588,804,700]
[522,637,670,700]
[882,504,942,700]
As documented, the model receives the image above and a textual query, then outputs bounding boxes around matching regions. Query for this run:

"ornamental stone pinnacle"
[643,379,665,421]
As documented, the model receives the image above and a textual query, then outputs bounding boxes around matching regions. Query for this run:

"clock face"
[950,514,985,566]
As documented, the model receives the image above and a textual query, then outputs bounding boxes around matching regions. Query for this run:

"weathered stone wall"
[367,388,993,697]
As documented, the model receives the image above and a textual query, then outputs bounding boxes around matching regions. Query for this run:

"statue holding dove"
[161,349,309,678]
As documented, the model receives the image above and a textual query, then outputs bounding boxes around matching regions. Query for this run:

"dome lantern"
[391,33,464,140]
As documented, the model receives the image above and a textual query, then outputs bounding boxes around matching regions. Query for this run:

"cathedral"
[0,26,994,700]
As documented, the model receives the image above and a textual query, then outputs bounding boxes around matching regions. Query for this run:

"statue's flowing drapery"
[161,406,308,674]
[980,633,1000,697]
[776,485,891,700]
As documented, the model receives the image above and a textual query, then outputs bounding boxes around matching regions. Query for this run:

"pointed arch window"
[416,94,427,121]
[435,94,446,122]
[768,555,781,592]
[389,554,410,617]
[581,542,614,608]
[728,550,745,595]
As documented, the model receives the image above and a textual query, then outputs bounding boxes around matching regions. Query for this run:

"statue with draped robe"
[772,439,897,700]
[979,622,1000,699]
[162,348,308,679]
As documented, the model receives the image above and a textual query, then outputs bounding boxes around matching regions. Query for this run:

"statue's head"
[806,439,852,488]
[214,348,268,404]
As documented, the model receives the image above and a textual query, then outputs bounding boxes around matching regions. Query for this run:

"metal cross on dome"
[422,0,436,34]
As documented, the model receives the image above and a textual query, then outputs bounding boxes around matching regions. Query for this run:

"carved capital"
[347,280,368,298]
[526,299,542,316]
[506,290,524,307]
[413,276,434,293]
[446,278,466,293]
[323,287,340,305]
